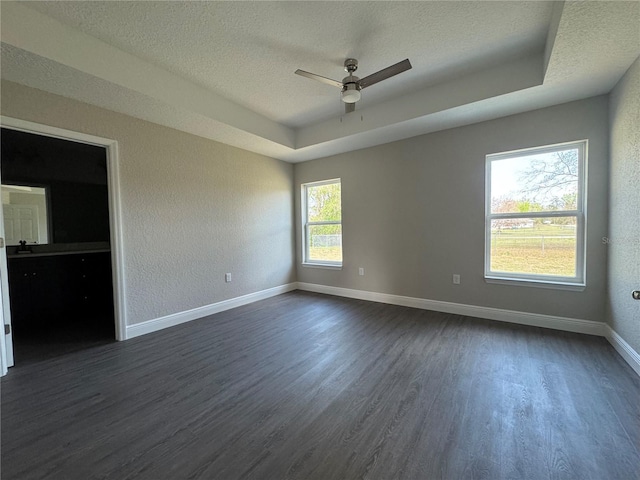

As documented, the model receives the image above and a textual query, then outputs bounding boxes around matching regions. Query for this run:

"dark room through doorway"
[1,127,116,366]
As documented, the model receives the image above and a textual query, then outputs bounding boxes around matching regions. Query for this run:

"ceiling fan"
[295,58,412,113]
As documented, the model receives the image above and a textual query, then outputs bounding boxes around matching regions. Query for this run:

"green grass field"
[490,224,576,276]
[309,247,342,262]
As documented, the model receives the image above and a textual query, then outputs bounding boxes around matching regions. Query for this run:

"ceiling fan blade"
[295,69,343,88]
[358,59,412,89]
[344,103,356,114]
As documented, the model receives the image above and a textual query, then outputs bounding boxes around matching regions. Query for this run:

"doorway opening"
[0,119,125,370]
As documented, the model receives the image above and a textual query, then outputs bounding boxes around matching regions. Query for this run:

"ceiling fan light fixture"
[341,84,361,103]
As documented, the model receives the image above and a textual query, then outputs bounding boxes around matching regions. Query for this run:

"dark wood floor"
[11,311,115,366]
[2,291,639,480]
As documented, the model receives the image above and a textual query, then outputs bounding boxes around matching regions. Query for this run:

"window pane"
[491,148,579,213]
[307,183,341,222]
[308,224,342,262]
[490,217,577,277]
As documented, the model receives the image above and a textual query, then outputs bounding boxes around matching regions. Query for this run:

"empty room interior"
[0,1,639,479]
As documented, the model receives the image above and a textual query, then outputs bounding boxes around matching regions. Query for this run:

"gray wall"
[608,57,640,353]
[295,96,609,322]
[0,79,620,334]
[1,80,296,326]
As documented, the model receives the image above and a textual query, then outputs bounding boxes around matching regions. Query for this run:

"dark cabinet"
[72,253,114,312]
[7,252,113,330]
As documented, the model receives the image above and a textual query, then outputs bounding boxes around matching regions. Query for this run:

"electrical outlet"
[453,274,461,285]
[358,267,365,276]
[225,273,231,283]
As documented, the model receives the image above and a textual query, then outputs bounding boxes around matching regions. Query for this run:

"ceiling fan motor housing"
[341,70,361,104]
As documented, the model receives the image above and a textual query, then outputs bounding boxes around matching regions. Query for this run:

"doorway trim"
[0,116,127,373]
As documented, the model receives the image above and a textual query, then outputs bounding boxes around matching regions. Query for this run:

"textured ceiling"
[22,1,552,127]
[1,1,639,162]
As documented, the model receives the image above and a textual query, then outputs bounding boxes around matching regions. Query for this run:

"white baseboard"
[605,325,640,376]
[296,282,606,336]
[126,283,297,339]
[124,280,639,377]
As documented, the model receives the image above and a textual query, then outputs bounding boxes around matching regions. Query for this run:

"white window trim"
[484,140,587,287]
[301,178,342,267]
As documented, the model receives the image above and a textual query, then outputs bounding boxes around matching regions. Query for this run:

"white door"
[0,260,7,375]
[0,234,14,371]
[0,178,15,373]
[3,203,40,245]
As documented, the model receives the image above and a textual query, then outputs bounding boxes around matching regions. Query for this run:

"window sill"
[485,276,586,291]
[302,262,342,270]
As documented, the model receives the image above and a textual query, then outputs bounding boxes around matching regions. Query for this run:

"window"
[302,179,342,266]
[485,141,586,286]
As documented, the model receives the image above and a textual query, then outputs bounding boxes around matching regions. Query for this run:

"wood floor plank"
[2,291,639,480]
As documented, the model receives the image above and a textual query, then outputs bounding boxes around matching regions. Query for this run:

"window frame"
[484,140,587,288]
[301,178,343,268]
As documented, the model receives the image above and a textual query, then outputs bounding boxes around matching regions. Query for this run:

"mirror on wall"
[1,184,50,246]
[1,127,111,246]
